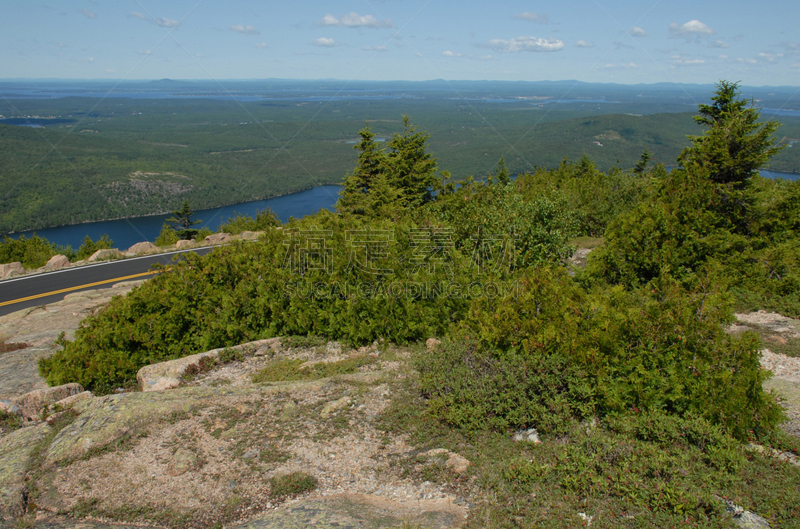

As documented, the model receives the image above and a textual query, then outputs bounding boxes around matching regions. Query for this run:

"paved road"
[0,247,213,317]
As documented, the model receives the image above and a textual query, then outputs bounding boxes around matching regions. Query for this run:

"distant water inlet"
[11,185,343,251]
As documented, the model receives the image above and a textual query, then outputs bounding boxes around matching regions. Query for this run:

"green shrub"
[217,209,280,235]
[76,234,113,260]
[155,224,179,246]
[268,472,317,499]
[1,234,58,268]
[417,268,783,440]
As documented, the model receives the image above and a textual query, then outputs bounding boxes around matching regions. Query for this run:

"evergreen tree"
[166,200,202,240]
[678,80,784,189]
[633,148,651,175]
[495,156,511,186]
[386,115,438,209]
[337,125,388,216]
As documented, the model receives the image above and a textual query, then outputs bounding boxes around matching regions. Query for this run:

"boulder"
[513,428,541,444]
[137,349,223,392]
[87,249,123,262]
[175,239,194,249]
[13,383,84,420]
[204,232,232,245]
[426,338,441,351]
[0,262,24,279]
[49,390,93,411]
[45,254,70,270]
[422,448,471,474]
[127,241,159,255]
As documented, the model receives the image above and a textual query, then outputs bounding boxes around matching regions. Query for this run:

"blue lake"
[13,185,343,251]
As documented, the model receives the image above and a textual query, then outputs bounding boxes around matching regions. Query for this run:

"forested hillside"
[2,88,798,234]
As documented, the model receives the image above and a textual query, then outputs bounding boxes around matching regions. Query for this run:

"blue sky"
[2,0,799,86]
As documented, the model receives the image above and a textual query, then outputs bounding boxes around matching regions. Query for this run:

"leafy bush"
[427,179,578,270]
[1,234,63,268]
[40,211,509,391]
[155,223,179,246]
[217,209,281,235]
[76,234,113,260]
[417,268,783,440]
[515,155,653,237]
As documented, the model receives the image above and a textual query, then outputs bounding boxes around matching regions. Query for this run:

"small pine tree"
[166,200,202,240]
[495,156,511,186]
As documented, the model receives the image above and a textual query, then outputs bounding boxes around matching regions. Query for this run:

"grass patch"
[282,335,329,349]
[729,324,800,358]
[0,408,23,434]
[268,471,318,499]
[570,236,604,249]
[251,355,378,384]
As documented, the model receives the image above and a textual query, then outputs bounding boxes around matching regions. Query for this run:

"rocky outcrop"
[229,493,467,528]
[12,383,84,420]
[45,254,70,270]
[87,249,123,262]
[136,338,282,392]
[0,262,24,279]
[175,239,194,249]
[127,241,159,255]
[0,423,51,522]
[204,232,232,244]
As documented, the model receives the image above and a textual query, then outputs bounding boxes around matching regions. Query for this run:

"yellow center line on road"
[0,271,158,307]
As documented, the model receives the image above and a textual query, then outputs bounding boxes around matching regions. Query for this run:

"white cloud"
[230,24,259,35]
[709,39,728,48]
[156,18,180,28]
[737,57,757,64]
[130,12,147,21]
[514,12,548,24]
[604,62,638,69]
[319,13,394,29]
[575,40,594,48]
[486,36,564,53]
[363,45,388,52]
[719,54,729,59]
[255,42,268,49]
[443,50,462,57]
[314,37,337,47]
[671,55,705,65]
[669,20,714,37]
[759,52,784,62]
[629,26,646,37]
[80,9,96,19]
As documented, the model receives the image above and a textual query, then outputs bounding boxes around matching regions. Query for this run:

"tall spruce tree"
[337,125,388,216]
[678,80,784,189]
[386,115,437,209]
